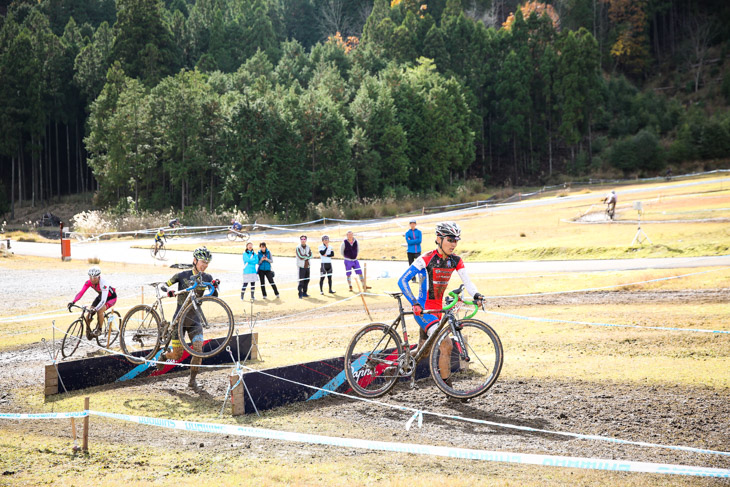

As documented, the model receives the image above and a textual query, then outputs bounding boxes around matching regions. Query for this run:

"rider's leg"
[438,337,453,381]
[189,338,203,388]
[95,305,107,333]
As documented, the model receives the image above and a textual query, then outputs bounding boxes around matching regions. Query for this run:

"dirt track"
[1,289,729,482]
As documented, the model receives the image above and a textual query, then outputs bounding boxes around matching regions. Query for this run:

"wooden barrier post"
[230,372,244,416]
[82,397,89,453]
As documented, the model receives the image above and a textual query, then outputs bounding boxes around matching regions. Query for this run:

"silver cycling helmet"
[88,265,101,277]
[435,221,461,240]
[193,246,212,262]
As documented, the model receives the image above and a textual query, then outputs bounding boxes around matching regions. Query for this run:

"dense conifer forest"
[1,0,728,218]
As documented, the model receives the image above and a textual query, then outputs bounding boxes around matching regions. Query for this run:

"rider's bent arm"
[456,267,480,301]
[397,256,426,305]
[73,281,92,303]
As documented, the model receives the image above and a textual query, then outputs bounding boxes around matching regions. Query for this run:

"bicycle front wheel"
[157,245,166,259]
[344,323,403,398]
[178,296,234,358]
[430,319,503,400]
[61,319,84,359]
[226,231,236,241]
[96,310,121,348]
[120,305,161,363]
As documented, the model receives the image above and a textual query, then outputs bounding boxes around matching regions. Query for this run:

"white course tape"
[0,411,88,419]
[237,364,730,457]
[41,410,724,477]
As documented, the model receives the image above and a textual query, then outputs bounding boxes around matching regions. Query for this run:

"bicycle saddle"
[385,291,403,298]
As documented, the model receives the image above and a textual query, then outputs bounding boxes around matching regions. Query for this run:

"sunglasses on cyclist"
[444,237,459,243]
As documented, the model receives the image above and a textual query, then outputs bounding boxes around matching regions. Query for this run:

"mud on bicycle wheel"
[178,296,234,358]
[96,310,121,348]
[120,305,162,363]
[429,319,503,400]
[344,323,404,398]
[61,319,85,359]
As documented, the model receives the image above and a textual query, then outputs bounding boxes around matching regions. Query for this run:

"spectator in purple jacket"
[340,231,369,292]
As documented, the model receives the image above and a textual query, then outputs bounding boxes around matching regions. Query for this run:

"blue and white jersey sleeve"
[397,255,427,306]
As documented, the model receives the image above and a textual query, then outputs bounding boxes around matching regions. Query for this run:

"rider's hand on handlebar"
[213,279,220,287]
[412,304,423,316]
[167,290,176,298]
[67,302,74,312]
[473,293,485,310]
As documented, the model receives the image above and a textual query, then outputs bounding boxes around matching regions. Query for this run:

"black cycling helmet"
[193,246,212,262]
[435,221,461,240]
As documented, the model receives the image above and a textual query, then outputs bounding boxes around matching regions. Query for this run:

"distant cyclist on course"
[169,217,181,228]
[398,222,485,389]
[603,190,617,220]
[230,218,243,232]
[153,228,166,256]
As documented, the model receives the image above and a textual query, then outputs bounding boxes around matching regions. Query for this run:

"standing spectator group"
[241,241,280,300]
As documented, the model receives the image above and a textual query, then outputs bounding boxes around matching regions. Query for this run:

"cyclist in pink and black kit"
[68,266,118,339]
[398,222,484,388]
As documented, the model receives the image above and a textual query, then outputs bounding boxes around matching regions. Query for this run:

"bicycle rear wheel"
[344,323,403,398]
[96,310,121,348]
[239,232,250,242]
[120,305,161,363]
[178,296,234,358]
[61,319,84,359]
[430,319,503,400]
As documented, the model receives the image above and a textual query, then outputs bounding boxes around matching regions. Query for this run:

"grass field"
[1,174,729,486]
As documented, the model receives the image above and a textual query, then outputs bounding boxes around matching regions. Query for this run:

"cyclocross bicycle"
[119,276,234,364]
[226,228,250,242]
[150,242,166,259]
[61,304,121,359]
[344,285,503,400]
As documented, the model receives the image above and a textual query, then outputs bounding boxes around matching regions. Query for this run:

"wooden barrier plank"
[237,347,460,414]
[44,333,256,396]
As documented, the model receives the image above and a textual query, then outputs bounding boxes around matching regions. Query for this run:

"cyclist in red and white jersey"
[68,266,118,339]
[398,222,484,387]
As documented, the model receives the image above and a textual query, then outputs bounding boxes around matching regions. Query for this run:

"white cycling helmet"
[88,265,101,277]
[435,221,461,240]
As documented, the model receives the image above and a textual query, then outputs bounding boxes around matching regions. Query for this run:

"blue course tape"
[487,310,730,334]
[83,410,729,477]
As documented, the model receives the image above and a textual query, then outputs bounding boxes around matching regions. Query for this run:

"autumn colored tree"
[601,0,649,75]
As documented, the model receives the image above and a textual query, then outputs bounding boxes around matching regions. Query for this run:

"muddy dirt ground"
[1,289,729,482]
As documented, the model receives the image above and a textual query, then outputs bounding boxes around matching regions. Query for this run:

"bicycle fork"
[449,315,470,363]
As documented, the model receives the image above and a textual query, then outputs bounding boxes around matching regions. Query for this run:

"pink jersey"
[73,277,116,311]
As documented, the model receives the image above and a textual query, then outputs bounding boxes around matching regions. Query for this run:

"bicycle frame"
[383,285,479,372]
[154,277,218,337]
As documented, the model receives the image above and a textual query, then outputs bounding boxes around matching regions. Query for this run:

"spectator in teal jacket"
[241,242,258,300]
[257,242,279,299]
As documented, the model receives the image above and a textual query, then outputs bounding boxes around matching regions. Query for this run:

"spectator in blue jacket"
[241,242,258,300]
[405,219,422,283]
[257,242,279,299]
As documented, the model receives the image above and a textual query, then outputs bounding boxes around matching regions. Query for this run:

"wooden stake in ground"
[82,397,89,453]
[354,278,372,321]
